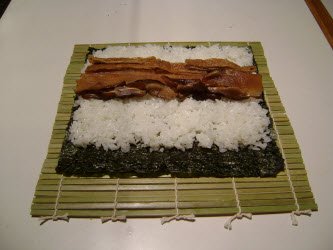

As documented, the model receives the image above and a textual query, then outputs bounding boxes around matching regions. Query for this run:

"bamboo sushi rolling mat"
[31,41,318,226]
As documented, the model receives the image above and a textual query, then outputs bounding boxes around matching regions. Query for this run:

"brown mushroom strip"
[126,80,147,90]
[81,93,102,100]
[86,57,204,75]
[86,56,172,73]
[176,81,207,94]
[207,87,248,100]
[100,87,146,99]
[76,72,163,93]
[76,71,203,94]
[146,83,177,100]
[203,69,263,98]
[113,87,146,97]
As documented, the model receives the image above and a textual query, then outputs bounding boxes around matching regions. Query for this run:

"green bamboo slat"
[275,121,291,127]
[31,41,317,221]
[257,66,270,74]
[31,202,316,218]
[46,154,59,160]
[35,170,307,182]
[34,188,239,197]
[31,207,241,218]
[47,148,61,154]
[34,180,312,192]
[262,82,275,88]
[33,194,236,205]
[61,90,75,95]
[64,73,81,77]
[58,99,74,104]
[64,76,80,81]
[38,168,309,179]
[52,129,65,134]
[264,88,279,95]
[55,113,70,123]
[36,183,234,191]
[49,138,64,144]
[62,85,74,93]
[63,82,76,86]
[60,94,75,99]
[35,189,236,198]
[281,148,301,154]
[53,122,68,128]
[35,174,310,184]
[36,170,310,181]
[63,79,77,84]
[237,186,312,194]
[37,173,311,185]
[167,41,209,47]
[53,121,69,126]
[32,198,316,211]
[48,144,62,149]
[32,200,239,210]
[33,194,232,204]
[33,190,313,202]
[34,188,312,200]
[32,194,315,206]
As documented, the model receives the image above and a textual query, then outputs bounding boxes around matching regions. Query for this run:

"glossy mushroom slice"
[203,69,263,98]
[101,87,146,99]
[76,71,203,94]
[146,83,177,100]
[86,56,172,74]
[86,57,205,75]
[76,71,163,93]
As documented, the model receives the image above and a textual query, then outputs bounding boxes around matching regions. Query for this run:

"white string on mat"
[161,178,195,224]
[270,112,312,226]
[285,159,311,226]
[224,177,252,230]
[39,175,69,225]
[101,178,126,223]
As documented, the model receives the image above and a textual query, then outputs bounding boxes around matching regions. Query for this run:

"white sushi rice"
[69,98,271,153]
[81,45,253,72]
[94,44,253,65]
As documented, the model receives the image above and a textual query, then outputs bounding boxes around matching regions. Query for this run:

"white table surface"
[1,0,332,249]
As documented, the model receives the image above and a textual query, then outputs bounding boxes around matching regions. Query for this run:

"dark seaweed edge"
[85,46,107,62]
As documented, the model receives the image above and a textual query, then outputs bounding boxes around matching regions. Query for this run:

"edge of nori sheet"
[57,138,284,178]
[56,45,284,178]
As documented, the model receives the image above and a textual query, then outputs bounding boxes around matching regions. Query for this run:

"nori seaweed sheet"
[56,98,284,178]
[57,139,284,178]
[56,45,284,178]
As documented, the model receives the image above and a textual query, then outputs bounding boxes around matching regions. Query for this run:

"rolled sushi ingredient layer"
[78,45,262,101]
